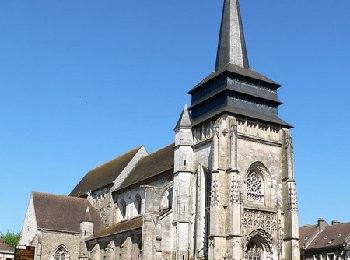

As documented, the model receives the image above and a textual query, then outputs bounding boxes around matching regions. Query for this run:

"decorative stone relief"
[284,132,293,150]
[193,121,215,144]
[288,184,298,212]
[211,180,219,205]
[246,171,264,203]
[241,210,277,234]
[242,229,273,253]
[277,219,284,254]
[236,118,281,142]
[230,179,241,205]
[208,238,215,248]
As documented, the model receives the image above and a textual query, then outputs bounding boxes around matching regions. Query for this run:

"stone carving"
[288,184,298,212]
[247,171,264,203]
[284,131,293,150]
[243,229,273,253]
[242,210,277,234]
[230,179,241,205]
[193,121,215,144]
[208,238,215,248]
[277,219,284,254]
[211,180,219,205]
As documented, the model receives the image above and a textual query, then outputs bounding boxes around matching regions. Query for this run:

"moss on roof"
[32,192,102,234]
[70,147,141,197]
[118,143,174,190]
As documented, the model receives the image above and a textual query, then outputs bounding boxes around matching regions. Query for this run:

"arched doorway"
[245,230,273,260]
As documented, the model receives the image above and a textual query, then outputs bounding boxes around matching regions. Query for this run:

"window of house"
[247,171,264,203]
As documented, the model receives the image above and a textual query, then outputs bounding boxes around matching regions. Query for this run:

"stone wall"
[19,195,37,246]
[87,230,142,260]
[35,231,80,260]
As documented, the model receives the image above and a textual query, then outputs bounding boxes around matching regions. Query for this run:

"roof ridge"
[146,143,174,157]
[70,146,144,196]
[33,191,87,201]
[85,146,142,173]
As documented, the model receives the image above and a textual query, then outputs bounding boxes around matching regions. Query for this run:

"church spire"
[215,0,249,71]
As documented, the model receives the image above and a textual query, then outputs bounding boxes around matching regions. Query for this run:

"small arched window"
[160,187,173,211]
[247,168,264,204]
[120,199,126,219]
[135,194,142,215]
[54,245,68,260]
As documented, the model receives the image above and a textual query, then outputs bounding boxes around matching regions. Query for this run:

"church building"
[20,0,300,259]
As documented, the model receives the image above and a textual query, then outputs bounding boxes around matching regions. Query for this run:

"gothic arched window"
[247,170,264,203]
[120,199,126,219]
[54,245,68,260]
[135,194,142,215]
[160,187,173,211]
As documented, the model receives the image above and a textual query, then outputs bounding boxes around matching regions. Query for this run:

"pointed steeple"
[175,105,192,130]
[215,0,249,71]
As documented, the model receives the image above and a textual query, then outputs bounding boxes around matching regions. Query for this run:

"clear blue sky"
[0,0,349,233]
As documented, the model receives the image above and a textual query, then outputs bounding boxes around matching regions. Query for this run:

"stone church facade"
[20,0,300,259]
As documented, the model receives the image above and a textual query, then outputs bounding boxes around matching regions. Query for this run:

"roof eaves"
[116,167,173,192]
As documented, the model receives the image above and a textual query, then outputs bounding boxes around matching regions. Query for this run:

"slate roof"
[189,63,279,95]
[94,216,142,238]
[117,144,174,191]
[307,222,350,250]
[191,105,291,127]
[70,147,141,197]
[0,239,14,253]
[32,192,102,234]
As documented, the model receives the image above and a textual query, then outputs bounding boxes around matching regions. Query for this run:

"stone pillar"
[91,244,101,260]
[282,129,300,260]
[142,214,155,260]
[114,245,121,260]
[194,164,208,259]
[173,106,194,260]
[208,116,231,260]
[227,117,243,260]
[106,241,115,260]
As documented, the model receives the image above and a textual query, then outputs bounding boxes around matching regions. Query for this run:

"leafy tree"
[1,231,20,248]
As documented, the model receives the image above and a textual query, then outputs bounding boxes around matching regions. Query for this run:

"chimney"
[331,220,340,225]
[317,218,327,230]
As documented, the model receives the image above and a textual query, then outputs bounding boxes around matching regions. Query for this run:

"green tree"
[1,231,20,248]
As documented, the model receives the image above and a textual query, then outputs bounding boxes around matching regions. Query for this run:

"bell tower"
[186,0,300,259]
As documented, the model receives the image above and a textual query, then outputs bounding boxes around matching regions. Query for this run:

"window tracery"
[54,245,68,260]
[247,171,264,203]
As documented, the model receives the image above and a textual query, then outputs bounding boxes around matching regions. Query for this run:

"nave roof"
[32,192,102,234]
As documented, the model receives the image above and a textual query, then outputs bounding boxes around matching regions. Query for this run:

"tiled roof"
[117,144,174,190]
[307,222,350,250]
[94,216,142,238]
[70,147,141,197]
[33,192,102,234]
[0,239,14,253]
[299,224,318,248]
